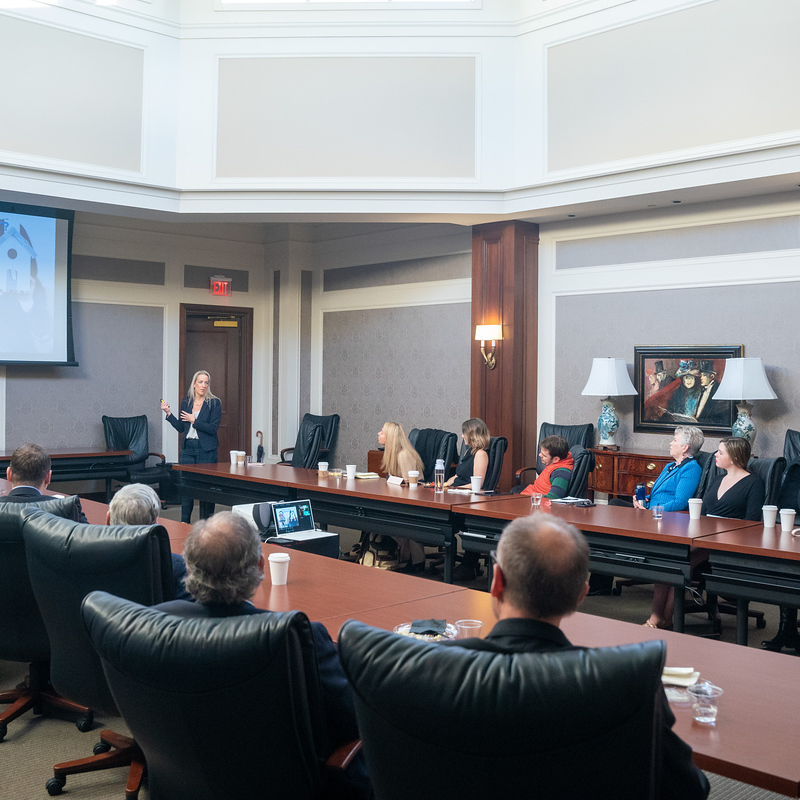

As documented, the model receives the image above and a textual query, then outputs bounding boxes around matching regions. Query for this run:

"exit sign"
[210,275,232,296]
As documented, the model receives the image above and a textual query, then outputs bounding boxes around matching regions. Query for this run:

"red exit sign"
[210,276,232,296]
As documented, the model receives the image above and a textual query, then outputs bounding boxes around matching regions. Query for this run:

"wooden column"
[471,221,539,491]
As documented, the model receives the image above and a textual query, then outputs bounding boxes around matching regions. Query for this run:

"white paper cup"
[346,464,357,480]
[455,619,483,639]
[407,470,419,487]
[268,552,291,585]
[237,451,246,465]
[470,476,483,493]
[763,505,778,527]
[687,498,703,520]
[229,450,238,465]
[318,462,329,478]
[780,508,796,532]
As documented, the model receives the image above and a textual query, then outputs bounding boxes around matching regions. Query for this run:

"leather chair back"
[784,429,800,468]
[291,420,325,468]
[693,450,724,499]
[748,456,785,507]
[102,414,149,468]
[304,413,340,455]
[780,431,800,513]
[23,509,173,714]
[82,593,328,800]
[536,422,594,474]
[481,436,507,492]
[409,428,458,482]
[566,446,595,498]
[0,496,82,664]
[339,620,663,800]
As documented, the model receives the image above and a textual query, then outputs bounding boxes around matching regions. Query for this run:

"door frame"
[179,303,254,457]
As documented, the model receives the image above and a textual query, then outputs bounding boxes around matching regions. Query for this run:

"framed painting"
[633,345,743,435]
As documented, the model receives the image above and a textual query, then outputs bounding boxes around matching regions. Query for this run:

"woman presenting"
[161,370,221,524]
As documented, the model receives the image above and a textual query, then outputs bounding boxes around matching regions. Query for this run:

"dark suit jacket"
[4,486,88,523]
[154,599,359,751]
[166,397,221,453]
[443,617,710,800]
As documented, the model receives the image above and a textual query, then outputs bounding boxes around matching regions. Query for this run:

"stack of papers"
[661,667,700,686]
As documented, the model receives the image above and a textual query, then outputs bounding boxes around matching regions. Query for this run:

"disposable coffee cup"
[470,476,483,493]
[762,505,778,527]
[237,451,246,465]
[780,508,796,532]
[268,552,291,585]
[346,464,357,480]
[407,470,419,487]
[318,461,329,478]
[688,498,703,520]
[455,619,483,639]
[229,450,238,465]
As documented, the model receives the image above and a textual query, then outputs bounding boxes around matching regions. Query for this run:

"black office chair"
[480,436,508,492]
[102,414,171,502]
[23,508,174,798]
[0,497,92,742]
[534,422,594,474]
[279,413,339,468]
[82,593,360,800]
[693,449,724,499]
[512,445,595,497]
[339,620,664,800]
[408,428,458,482]
[748,456,786,506]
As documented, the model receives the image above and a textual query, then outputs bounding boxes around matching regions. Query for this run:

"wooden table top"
[701,525,800,561]
[459,495,759,544]
[174,462,507,509]
[0,448,133,461]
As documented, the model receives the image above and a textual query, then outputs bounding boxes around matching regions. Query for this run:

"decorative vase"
[731,400,756,445]
[597,398,619,446]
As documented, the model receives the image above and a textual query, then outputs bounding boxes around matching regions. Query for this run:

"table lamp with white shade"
[711,357,776,445]
[581,358,638,448]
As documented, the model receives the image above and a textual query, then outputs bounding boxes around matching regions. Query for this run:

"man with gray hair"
[444,513,709,800]
[107,483,190,600]
[155,512,367,796]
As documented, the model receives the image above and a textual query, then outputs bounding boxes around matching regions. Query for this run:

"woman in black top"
[701,437,764,521]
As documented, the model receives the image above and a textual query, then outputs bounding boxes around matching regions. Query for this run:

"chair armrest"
[515,466,537,486]
[147,451,167,464]
[318,448,330,459]
[280,446,295,461]
[325,740,362,770]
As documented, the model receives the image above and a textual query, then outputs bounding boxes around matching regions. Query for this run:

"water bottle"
[434,459,445,494]
[635,482,647,506]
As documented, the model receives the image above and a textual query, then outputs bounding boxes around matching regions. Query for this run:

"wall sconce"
[475,325,503,370]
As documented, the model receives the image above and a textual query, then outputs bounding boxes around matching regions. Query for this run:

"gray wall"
[321,303,471,469]
[6,302,164,453]
[555,284,799,458]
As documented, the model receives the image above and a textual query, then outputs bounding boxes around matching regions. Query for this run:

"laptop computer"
[271,499,320,541]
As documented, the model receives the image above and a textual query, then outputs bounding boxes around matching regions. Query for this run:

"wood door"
[180,305,253,460]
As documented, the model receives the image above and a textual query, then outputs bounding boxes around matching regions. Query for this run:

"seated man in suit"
[520,435,573,500]
[4,442,86,522]
[107,483,191,601]
[444,513,710,800]
[156,512,369,798]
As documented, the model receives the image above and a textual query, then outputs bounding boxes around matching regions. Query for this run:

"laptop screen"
[272,499,315,535]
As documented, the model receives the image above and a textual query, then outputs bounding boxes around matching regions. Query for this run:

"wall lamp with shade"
[711,357,776,445]
[581,358,638,449]
[475,325,503,370]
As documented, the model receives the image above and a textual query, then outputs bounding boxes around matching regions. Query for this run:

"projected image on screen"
[0,204,72,364]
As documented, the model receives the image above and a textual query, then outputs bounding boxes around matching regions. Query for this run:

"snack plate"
[393,622,458,641]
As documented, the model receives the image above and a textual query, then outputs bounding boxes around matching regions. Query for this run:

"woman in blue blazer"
[161,370,222,523]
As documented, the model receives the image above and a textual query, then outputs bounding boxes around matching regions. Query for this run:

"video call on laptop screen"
[272,500,314,534]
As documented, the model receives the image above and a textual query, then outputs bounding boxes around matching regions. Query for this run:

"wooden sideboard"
[589,447,671,498]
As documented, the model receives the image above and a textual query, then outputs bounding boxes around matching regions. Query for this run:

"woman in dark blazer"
[161,370,221,523]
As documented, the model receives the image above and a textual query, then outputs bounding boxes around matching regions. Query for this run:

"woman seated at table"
[446,417,490,580]
[645,436,765,629]
[379,422,427,571]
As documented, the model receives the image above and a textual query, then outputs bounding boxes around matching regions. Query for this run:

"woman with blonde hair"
[161,370,222,523]
[377,421,426,572]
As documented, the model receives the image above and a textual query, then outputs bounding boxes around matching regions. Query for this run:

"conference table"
[172,463,507,582]
[238,538,800,797]
[458,496,761,632]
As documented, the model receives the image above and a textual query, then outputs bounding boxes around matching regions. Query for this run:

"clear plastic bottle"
[434,458,445,494]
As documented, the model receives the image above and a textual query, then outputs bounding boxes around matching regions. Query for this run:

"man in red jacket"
[521,435,573,499]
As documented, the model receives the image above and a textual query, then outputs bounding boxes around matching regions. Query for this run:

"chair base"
[0,663,92,741]
[49,729,145,800]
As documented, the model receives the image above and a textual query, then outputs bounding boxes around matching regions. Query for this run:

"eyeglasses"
[490,550,500,569]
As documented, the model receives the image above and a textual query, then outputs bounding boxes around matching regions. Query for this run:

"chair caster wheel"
[76,713,94,732]
[0,721,7,742]
[611,586,622,596]
[93,740,112,755]
[46,777,66,796]
[757,617,767,629]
